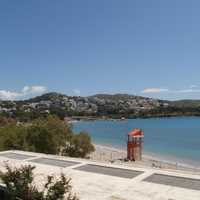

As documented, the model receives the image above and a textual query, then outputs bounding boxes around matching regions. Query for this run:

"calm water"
[73,117,200,167]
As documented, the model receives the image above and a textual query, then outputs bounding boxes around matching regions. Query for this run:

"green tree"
[26,115,73,154]
[63,131,95,158]
[0,115,94,158]
[0,124,28,151]
[0,164,78,200]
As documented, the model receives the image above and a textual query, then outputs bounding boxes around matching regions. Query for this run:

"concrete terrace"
[0,150,200,200]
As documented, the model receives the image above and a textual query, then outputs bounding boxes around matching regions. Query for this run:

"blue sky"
[0,0,200,100]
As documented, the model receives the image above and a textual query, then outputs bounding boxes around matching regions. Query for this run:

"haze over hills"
[0,92,200,120]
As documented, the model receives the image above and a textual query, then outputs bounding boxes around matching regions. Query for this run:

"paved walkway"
[144,173,200,191]
[0,150,199,200]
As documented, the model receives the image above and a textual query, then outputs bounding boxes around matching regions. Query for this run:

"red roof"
[128,129,144,138]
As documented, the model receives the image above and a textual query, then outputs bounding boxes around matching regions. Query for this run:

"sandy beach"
[89,144,200,174]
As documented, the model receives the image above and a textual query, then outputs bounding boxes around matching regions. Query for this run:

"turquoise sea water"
[73,117,200,167]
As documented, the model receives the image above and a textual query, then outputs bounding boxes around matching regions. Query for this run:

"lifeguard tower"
[127,129,144,161]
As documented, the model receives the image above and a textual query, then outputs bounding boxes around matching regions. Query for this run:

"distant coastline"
[68,114,200,123]
[2,92,200,122]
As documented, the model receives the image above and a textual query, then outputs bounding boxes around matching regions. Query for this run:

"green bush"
[63,131,95,158]
[0,164,78,200]
[0,115,95,158]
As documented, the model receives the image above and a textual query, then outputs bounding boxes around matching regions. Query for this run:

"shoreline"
[89,143,200,174]
[70,115,200,123]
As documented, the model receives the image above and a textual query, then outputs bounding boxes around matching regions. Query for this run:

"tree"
[0,115,95,158]
[0,164,78,200]
[0,124,28,151]
[63,131,95,158]
[25,115,73,154]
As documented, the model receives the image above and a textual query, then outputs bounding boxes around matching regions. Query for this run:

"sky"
[1,0,200,100]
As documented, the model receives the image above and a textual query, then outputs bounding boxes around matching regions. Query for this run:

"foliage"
[0,115,94,158]
[25,116,73,154]
[0,164,78,200]
[0,124,27,151]
[63,132,95,158]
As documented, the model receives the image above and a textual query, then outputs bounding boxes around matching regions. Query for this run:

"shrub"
[0,116,94,158]
[0,164,79,200]
[63,131,95,158]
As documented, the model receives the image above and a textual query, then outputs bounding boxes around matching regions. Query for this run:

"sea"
[73,117,200,168]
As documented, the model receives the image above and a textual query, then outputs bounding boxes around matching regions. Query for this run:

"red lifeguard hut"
[127,129,144,161]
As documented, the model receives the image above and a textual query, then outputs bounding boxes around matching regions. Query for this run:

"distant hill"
[170,99,200,108]
[1,92,200,121]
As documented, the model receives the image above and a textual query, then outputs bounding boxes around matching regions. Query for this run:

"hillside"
[0,92,200,121]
